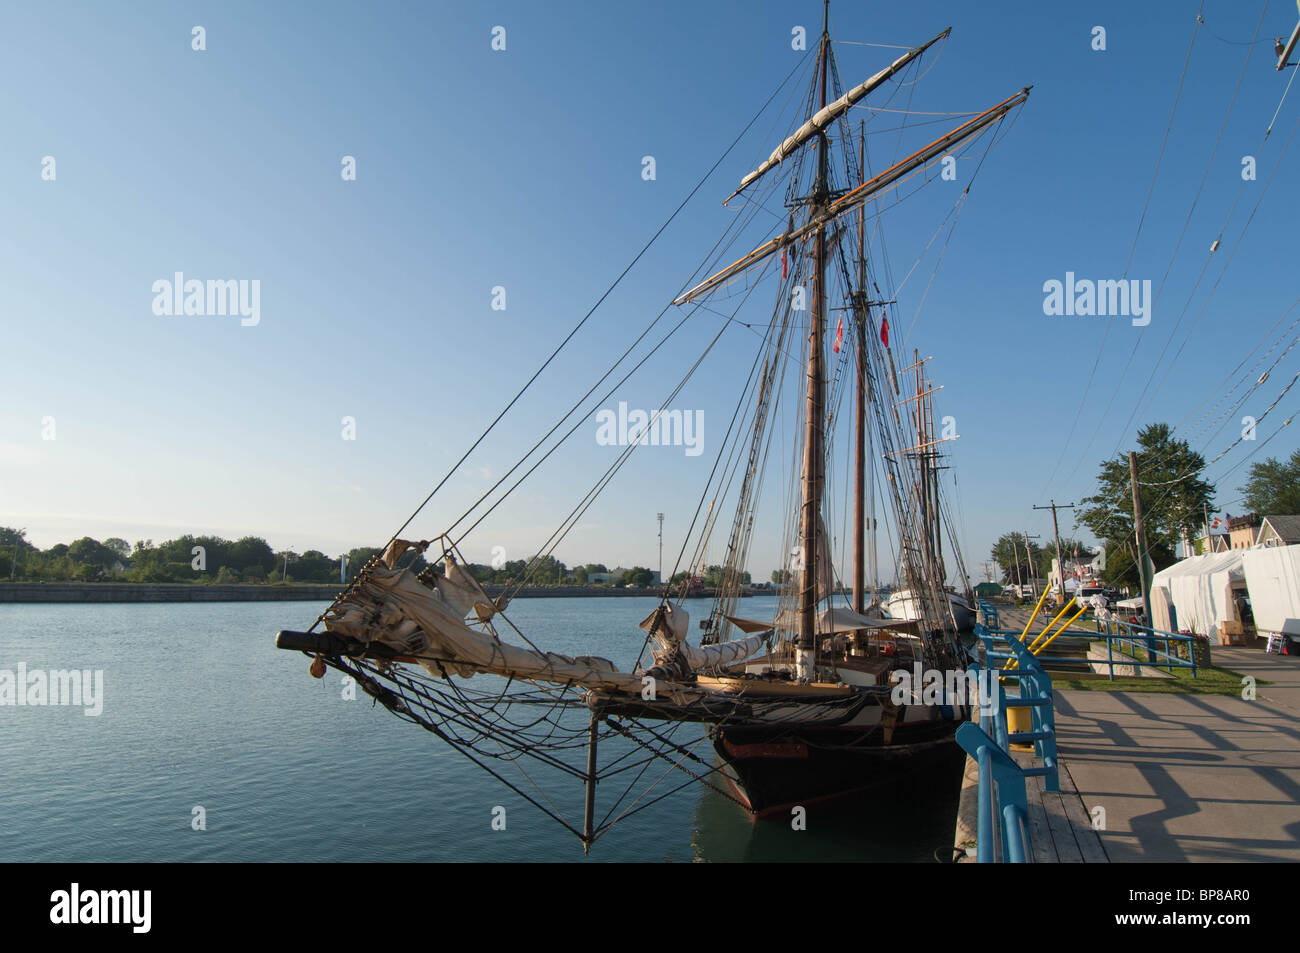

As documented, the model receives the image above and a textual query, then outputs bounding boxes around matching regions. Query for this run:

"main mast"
[797,4,832,681]
[853,124,867,616]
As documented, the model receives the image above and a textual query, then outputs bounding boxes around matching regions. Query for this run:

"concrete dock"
[967,603,1300,862]
[1054,679,1300,862]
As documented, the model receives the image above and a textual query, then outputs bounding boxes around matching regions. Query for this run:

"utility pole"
[656,513,664,583]
[1033,501,1074,603]
[1130,452,1156,660]
[1023,531,1041,595]
[10,528,25,581]
[1009,534,1023,591]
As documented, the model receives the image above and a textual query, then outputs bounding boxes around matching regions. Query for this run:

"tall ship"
[276,4,1028,849]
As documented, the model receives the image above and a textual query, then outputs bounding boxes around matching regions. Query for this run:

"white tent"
[1149,551,1245,635]
[1241,544,1300,636]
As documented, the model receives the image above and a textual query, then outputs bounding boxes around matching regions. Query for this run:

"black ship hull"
[713,718,965,816]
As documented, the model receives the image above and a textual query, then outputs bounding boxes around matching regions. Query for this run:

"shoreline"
[0,582,766,604]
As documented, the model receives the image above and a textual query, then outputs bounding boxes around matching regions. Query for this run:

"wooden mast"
[798,2,831,680]
[853,123,867,616]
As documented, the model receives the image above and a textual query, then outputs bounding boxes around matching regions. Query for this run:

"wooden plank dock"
[954,752,1109,862]
[1017,754,1108,863]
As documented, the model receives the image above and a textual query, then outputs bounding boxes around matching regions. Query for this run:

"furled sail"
[379,539,508,621]
[674,86,1030,307]
[639,604,768,670]
[324,562,711,698]
[726,28,950,203]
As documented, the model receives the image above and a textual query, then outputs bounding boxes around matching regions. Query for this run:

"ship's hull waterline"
[596,677,968,816]
[713,718,966,816]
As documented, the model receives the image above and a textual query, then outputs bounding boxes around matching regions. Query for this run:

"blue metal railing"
[954,603,1063,862]
[956,722,1029,863]
[978,598,1201,680]
[1092,617,1201,678]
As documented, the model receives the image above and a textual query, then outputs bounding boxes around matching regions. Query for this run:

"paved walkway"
[1053,650,1300,861]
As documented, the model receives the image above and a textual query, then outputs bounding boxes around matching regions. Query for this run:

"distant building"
[587,572,614,584]
[1201,533,1229,553]
[1228,513,1262,550]
[1256,515,1300,548]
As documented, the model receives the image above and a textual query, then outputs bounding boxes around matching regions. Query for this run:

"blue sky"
[2,1,1298,581]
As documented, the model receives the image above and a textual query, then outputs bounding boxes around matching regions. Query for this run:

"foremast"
[797,4,832,682]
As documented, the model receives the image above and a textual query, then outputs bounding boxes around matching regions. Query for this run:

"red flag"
[833,316,843,353]
[880,316,890,347]
[781,247,788,279]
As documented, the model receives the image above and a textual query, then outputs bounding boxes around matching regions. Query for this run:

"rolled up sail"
[727,28,951,202]
[325,565,706,701]
[638,603,768,671]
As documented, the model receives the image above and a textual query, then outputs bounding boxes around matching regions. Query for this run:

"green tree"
[67,537,121,571]
[0,527,38,578]
[1077,423,1213,583]
[1240,449,1300,514]
[618,566,654,586]
[344,547,385,581]
[525,554,567,586]
[290,550,335,582]
[229,536,275,574]
[103,537,131,561]
[989,532,1041,584]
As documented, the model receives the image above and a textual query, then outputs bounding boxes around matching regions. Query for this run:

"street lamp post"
[657,513,664,583]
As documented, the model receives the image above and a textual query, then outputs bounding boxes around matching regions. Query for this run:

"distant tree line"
[0,529,706,588]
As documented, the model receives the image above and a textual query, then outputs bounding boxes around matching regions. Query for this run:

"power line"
[1036,3,1206,500]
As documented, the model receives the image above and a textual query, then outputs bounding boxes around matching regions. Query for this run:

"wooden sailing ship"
[276,5,1029,847]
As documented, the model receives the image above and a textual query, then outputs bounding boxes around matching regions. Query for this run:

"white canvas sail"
[323,556,765,697]
[639,604,768,670]
[729,29,950,200]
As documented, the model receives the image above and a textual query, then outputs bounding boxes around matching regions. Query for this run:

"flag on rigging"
[880,316,890,347]
[833,316,843,353]
[781,247,788,279]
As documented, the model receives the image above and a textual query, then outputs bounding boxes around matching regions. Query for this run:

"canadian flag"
[880,316,890,348]
[833,316,843,353]
[1211,517,1222,529]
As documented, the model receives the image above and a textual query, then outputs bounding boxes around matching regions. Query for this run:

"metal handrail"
[958,609,1062,862]
[979,605,1202,680]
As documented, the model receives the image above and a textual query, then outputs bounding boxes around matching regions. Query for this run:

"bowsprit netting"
[298,643,860,850]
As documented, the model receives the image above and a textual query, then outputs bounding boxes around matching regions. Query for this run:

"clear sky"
[3,1,1298,581]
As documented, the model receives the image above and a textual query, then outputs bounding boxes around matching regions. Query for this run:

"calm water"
[0,597,960,862]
